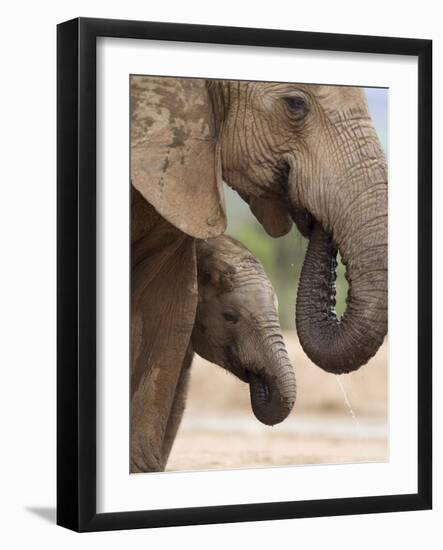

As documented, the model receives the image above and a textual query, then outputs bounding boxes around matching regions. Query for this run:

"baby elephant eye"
[284,96,308,118]
[222,310,239,324]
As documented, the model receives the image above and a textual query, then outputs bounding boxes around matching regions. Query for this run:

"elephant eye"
[222,310,239,324]
[284,96,308,119]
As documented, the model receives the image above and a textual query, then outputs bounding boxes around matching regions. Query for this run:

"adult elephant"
[131,77,387,471]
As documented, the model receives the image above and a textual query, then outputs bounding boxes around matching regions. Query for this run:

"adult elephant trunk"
[248,334,296,425]
[295,157,388,374]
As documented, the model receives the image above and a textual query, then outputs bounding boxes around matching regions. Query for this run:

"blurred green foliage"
[224,186,349,329]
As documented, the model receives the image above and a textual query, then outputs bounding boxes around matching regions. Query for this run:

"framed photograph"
[57,17,432,532]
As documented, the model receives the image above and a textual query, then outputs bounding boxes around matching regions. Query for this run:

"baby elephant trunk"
[248,341,296,426]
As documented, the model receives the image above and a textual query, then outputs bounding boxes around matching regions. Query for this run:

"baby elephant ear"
[131,77,226,239]
[196,239,235,293]
[199,268,234,294]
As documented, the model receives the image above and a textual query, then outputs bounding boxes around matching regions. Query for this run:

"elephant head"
[131,77,387,375]
[209,82,387,374]
[191,236,296,426]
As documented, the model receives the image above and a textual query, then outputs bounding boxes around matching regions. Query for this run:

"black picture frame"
[57,17,432,532]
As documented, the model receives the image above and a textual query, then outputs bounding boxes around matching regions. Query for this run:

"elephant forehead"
[315,85,367,113]
[232,269,276,307]
[239,288,279,318]
[220,81,366,115]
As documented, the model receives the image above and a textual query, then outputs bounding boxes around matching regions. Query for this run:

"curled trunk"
[248,342,296,425]
[293,115,388,374]
[296,215,387,374]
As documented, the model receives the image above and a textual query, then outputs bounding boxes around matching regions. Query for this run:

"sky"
[364,87,388,154]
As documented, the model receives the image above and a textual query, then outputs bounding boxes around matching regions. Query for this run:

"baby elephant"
[192,235,296,426]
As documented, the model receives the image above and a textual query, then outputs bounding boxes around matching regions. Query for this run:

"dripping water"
[335,375,360,430]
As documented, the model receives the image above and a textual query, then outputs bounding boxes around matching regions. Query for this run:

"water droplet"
[335,376,360,429]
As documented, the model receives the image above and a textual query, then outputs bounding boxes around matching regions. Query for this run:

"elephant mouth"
[246,371,271,400]
[224,346,250,383]
[291,207,315,238]
[224,347,269,389]
[273,160,315,238]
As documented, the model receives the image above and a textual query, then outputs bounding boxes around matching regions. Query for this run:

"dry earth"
[167,334,388,472]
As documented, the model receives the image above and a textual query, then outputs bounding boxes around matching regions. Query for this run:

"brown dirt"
[167,431,387,472]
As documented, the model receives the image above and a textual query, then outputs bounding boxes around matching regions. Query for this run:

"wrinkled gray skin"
[131,78,387,472]
[209,82,387,374]
[192,236,296,426]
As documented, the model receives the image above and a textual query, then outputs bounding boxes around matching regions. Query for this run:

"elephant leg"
[161,346,193,467]
[130,228,197,473]
[131,356,186,473]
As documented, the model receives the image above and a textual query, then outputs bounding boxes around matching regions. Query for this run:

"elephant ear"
[131,76,226,239]
[196,239,235,294]
[249,196,293,237]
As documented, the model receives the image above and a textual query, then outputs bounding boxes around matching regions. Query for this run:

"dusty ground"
[168,431,387,472]
[167,334,388,472]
